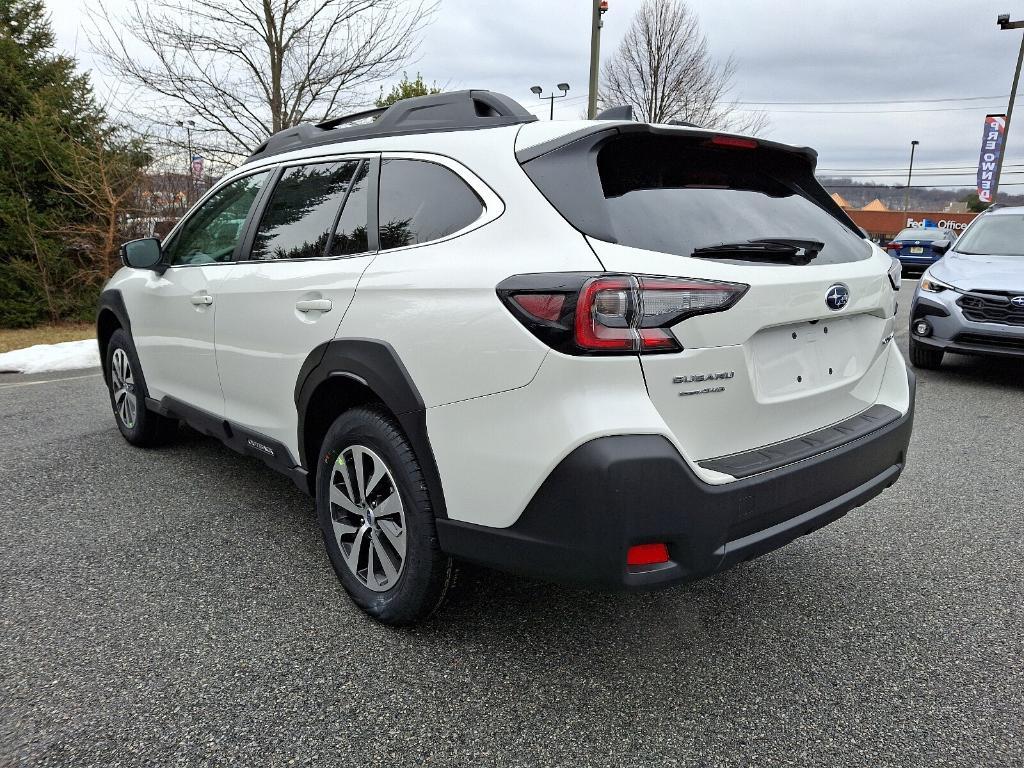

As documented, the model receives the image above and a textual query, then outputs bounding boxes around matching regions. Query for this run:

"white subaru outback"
[98,90,915,625]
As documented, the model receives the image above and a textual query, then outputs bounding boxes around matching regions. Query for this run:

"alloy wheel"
[110,348,138,429]
[329,445,407,592]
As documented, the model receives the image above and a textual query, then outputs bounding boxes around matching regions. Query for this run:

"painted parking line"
[0,372,102,390]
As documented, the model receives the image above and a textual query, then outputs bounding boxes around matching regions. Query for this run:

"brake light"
[708,135,758,150]
[885,242,902,251]
[497,272,748,356]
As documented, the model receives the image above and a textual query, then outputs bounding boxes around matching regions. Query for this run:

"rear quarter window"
[378,159,483,250]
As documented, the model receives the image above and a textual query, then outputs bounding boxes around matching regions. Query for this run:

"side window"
[250,161,358,261]
[164,172,269,266]
[378,159,484,250]
[329,161,370,257]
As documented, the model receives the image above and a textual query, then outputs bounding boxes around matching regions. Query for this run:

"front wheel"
[909,337,944,370]
[316,407,455,625]
[105,329,178,446]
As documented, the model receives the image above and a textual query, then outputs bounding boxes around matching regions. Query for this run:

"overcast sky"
[50,0,1024,188]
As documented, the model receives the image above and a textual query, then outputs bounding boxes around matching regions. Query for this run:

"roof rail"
[246,90,538,163]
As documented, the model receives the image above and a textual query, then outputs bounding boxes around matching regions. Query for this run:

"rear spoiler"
[516,123,861,241]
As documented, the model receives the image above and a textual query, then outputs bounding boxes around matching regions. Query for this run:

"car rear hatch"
[518,125,898,467]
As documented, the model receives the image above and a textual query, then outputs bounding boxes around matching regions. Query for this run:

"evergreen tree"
[0,0,105,326]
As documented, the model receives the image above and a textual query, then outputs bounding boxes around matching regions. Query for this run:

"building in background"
[830,194,977,243]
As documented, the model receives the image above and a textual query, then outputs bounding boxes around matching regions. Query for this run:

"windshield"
[895,228,944,241]
[955,214,1024,256]
[596,135,871,265]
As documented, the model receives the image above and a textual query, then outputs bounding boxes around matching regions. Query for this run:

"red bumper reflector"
[627,543,670,566]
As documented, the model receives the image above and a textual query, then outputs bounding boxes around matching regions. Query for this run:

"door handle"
[190,293,213,306]
[295,299,333,313]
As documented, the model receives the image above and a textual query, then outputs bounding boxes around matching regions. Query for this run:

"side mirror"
[120,237,163,270]
[931,239,952,255]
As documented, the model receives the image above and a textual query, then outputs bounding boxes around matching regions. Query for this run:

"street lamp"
[904,140,919,212]
[531,83,570,120]
[992,14,1024,202]
[176,119,196,205]
[587,0,610,119]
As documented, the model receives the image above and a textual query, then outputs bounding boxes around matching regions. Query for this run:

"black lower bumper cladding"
[437,371,916,590]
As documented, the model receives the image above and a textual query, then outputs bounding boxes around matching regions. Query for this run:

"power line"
[819,163,1024,172]
[732,94,1009,106]
[820,170,1024,179]
[825,182,1024,189]
[734,104,1006,115]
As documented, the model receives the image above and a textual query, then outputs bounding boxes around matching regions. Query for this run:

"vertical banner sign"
[191,155,204,182]
[977,114,1006,203]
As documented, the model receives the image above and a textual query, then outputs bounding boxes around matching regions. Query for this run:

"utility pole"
[904,140,919,212]
[994,14,1024,202]
[531,84,570,120]
[587,1,609,119]
[176,119,195,206]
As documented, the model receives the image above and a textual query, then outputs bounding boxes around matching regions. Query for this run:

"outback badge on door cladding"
[825,283,850,311]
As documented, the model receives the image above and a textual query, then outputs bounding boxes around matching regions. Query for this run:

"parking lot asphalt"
[2,281,1023,767]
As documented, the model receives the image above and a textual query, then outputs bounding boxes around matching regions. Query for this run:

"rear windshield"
[596,135,871,265]
[894,228,944,241]
[955,214,1024,257]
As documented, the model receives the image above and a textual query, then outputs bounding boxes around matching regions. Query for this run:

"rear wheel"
[909,337,944,369]
[316,406,455,625]
[105,329,178,446]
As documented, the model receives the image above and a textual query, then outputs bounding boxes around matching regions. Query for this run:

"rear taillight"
[885,242,901,251]
[499,273,748,355]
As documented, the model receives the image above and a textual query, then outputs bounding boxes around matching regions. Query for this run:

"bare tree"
[89,0,436,157]
[600,0,767,134]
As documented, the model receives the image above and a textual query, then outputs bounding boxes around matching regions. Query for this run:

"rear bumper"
[895,254,938,268]
[437,371,916,590]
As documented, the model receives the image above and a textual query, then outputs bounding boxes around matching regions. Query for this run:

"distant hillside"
[817,177,1024,210]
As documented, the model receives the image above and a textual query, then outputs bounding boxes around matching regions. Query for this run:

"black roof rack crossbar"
[246,89,538,164]
[316,106,388,131]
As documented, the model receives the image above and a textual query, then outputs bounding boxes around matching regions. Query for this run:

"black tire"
[316,406,455,625]
[105,329,178,446]
[909,337,944,369]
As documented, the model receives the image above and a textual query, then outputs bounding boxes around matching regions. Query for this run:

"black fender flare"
[96,289,132,385]
[295,339,447,518]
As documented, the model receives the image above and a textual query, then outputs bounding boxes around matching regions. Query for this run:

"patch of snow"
[0,339,101,374]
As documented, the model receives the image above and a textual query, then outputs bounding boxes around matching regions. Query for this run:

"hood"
[930,250,1024,292]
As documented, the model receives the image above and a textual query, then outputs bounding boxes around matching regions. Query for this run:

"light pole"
[587,0,609,119]
[176,119,196,205]
[904,140,919,212]
[993,14,1024,202]
[531,83,570,120]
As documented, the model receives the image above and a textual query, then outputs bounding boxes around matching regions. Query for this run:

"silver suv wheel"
[329,445,407,592]
[110,348,138,429]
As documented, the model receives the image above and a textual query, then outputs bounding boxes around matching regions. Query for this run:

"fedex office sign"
[906,217,969,231]
[976,114,1006,203]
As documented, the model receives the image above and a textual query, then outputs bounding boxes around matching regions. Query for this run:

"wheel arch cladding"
[96,290,131,385]
[295,339,448,518]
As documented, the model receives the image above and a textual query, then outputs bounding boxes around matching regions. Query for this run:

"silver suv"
[909,205,1024,368]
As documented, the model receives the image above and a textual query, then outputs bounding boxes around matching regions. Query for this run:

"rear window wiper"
[691,238,825,265]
